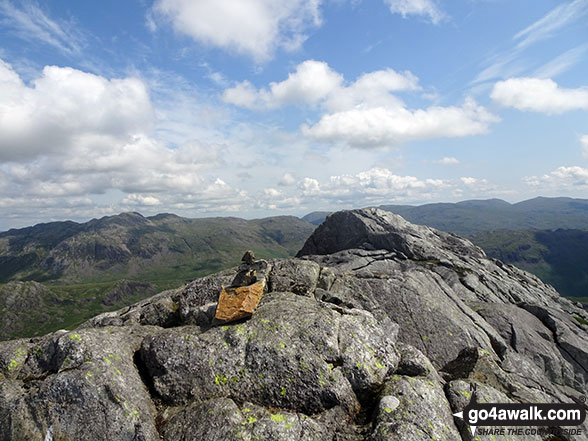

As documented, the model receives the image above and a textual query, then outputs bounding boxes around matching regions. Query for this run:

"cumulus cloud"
[298,167,446,202]
[224,60,494,148]
[491,77,588,114]
[383,0,445,24]
[122,194,161,206]
[223,60,417,110]
[435,157,460,165]
[279,172,296,186]
[524,166,588,189]
[0,59,252,228]
[223,60,343,109]
[152,0,322,62]
[581,135,588,158]
[0,59,154,161]
[303,98,497,148]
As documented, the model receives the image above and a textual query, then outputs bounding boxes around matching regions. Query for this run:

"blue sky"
[0,0,587,229]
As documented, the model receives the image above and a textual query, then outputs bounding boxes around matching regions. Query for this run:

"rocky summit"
[1,208,587,441]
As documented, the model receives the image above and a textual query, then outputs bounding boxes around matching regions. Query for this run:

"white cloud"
[491,77,588,114]
[581,135,588,158]
[298,167,446,202]
[524,166,588,189]
[324,68,420,112]
[223,60,418,110]
[223,60,343,109]
[0,59,154,161]
[224,60,494,148]
[153,0,322,62]
[534,44,588,79]
[303,98,497,148]
[435,157,460,165]
[472,1,588,86]
[122,194,161,206]
[383,0,445,24]
[0,59,253,228]
[263,188,282,198]
[513,0,588,50]
[279,172,296,186]
[0,1,84,55]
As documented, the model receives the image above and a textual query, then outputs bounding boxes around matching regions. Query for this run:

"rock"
[242,249,256,264]
[214,280,265,322]
[296,208,486,264]
[1,208,588,441]
[395,342,435,377]
[268,259,320,297]
[0,282,58,340]
[0,327,160,441]
[371,375,462,441]
[446,380,546,441]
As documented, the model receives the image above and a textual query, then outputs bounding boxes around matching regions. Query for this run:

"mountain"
[0,212,315,283]
[301,211,332,226]
[304,197,588,234]
[467,229,588,302]
[1,208,586,440]
[0,213,315,340]
[304,197,588,299]
[380,197,588,234]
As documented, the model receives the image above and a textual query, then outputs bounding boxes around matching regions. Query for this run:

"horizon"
[2,194,586,232]
[0,1,587,231]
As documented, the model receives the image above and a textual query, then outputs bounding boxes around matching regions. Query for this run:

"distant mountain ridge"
[303,197,588,233]
[0,212,315,284]
[303,197,588,300]
[0,212,315,340]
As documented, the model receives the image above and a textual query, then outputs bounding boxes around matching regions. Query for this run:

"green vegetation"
[306,197,588,234]
[467,229,588,301]
[380,197,588,235]
[0,212,315,340]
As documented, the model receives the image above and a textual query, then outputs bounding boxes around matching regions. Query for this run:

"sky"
[0,0,587,230]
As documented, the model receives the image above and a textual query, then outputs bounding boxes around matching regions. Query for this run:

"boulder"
[214,281,265,322]
[1,208,587,441]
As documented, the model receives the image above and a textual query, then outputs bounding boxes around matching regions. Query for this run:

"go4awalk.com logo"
[452,385,586,438]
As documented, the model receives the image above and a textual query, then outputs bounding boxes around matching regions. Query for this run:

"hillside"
[1,208,586,440]
[0,212,315,283]
[304,196,588,234]
[380,197,588,234]
[467,229,588,302]
[304,197,588,299]
[0,213,315,340]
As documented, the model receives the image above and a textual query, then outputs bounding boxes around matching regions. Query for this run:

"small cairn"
[214,250,265,323]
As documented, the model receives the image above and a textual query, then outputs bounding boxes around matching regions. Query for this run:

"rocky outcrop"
[1,208,587,441]
[0,282,60,340]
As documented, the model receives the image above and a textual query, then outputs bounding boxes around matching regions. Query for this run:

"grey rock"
[0,327,159,441]
[268,259,320,297]
[1,207,587,441]
[445,380,544,441]
[242,249,256,264]
[370,375,461,441]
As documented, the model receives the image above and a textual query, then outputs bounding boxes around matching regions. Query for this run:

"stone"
[1,208,588,441]
[214,281,265,322]
[241,249,256,264]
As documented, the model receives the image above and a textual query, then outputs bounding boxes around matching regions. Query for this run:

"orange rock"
[215,281,265,322]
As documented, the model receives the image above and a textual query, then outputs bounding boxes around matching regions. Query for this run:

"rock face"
[1,208,587,441]
[215,282,265,322]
